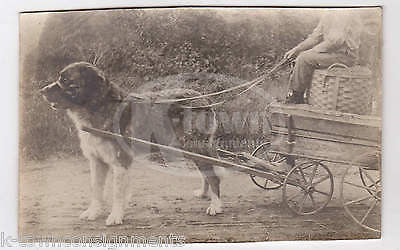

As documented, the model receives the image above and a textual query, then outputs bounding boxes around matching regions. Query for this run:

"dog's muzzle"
[40,81,63,110]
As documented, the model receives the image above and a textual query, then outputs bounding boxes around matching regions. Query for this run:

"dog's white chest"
[67,110,118,163]
[79,132,114,159]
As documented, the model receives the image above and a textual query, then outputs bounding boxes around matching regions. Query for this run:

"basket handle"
[326,63,349,72]
[321,63,348,109]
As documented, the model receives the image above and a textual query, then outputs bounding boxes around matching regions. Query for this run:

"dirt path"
[19,157,380,242]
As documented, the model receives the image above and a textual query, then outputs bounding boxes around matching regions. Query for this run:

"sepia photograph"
[18,6,382,243]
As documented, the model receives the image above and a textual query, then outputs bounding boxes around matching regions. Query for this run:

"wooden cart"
[250,103,381,232]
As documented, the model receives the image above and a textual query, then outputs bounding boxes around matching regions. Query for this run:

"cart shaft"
[81,126,283,182]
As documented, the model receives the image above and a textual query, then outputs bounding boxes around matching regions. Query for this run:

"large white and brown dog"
[40,62,223,226]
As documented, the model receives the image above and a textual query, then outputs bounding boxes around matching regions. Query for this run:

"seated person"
[284,9,362,104]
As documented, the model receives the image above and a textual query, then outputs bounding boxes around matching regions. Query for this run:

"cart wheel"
[341,165,381,233]
[283,161,334,215]
[249,142,285,190]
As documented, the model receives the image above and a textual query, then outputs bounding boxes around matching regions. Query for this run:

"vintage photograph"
[19,7,382,243]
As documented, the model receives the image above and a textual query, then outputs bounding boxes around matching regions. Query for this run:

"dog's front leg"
[205,174,223,216]
[106,165,127,226]
[80,159,108,220]
[194,170,209,199]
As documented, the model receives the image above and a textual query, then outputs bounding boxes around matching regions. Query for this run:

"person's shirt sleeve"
[311,31,346,53]
[295,20,324,52]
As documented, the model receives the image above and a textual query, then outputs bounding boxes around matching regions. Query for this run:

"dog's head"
[40,62,110,110]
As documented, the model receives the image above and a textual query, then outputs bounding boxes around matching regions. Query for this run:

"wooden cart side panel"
[269,103,381,166]
[271,127,379,147]
[269,103,382,126]
[270,133,379,166]
[270,112,380,142]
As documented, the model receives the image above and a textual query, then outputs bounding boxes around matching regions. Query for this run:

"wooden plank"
[270,133,379,166]
[268,150,379,167]
[269,103,381,127]
[271,113,380,141]
[269,104,381,142]
[271,127,379,147]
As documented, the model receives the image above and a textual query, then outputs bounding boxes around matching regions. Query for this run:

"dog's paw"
[79,205,103,221]
[106,211,124,226]
[193,189,209,199]
[206,205,223,216]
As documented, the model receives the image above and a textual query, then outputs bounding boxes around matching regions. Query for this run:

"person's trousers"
[289,49,356,93]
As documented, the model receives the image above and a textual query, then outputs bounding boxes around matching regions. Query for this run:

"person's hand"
[284,47,299,60]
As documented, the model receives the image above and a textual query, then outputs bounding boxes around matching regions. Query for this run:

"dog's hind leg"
[106,165,128,226]
[196,162,223,216]
[79,158,108,221]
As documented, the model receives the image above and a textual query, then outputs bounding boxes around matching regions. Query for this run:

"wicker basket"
[308,63,373,115]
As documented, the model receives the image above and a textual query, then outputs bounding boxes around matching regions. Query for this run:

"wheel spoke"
[264,179,269,188]
[298,193,308,213]
[309,165,318,184]
[301,163,315,171]
[287,190,303,202]
[313,175,330,186]
[359,168,379,189]
[313,188,331,197]
[298,166,308,184]
[344,181,378,193]
[308,193,316,209]
[366,178,381,189]
[262,151,269,161]
[276,157,286,163]
[287,174,306,188]
[360,199,378,224]
[344,194,373,206]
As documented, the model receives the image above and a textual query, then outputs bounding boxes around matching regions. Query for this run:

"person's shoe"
[285,91,304,104]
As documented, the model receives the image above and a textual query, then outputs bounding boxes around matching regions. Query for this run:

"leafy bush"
[20,8,322,161]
